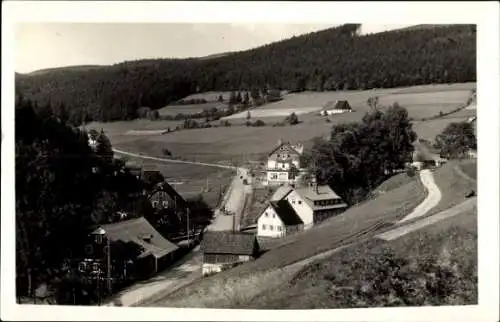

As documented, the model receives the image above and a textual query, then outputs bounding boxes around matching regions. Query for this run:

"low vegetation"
[247,207,477,309]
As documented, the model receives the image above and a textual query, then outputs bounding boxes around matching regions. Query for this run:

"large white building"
[265,140,307,186]
[257,181,348,238]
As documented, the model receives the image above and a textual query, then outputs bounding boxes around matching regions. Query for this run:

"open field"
[378,90,471,119]
[181,91,233,102]
[158,101,225,117]
[221,82,474,121]
[118,155,234,208]
[412,112,475,142]
[114,122,334,164]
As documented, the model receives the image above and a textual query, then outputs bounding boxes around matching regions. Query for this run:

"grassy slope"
[152,174,427,307]
[428,159,477,216]
[248,205,477,309]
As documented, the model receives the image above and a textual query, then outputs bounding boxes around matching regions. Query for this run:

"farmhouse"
[284,181,348,230]
[256,200,304,238]
[94,217,180,278]
[412,142,447,170]
[321,100,352,116]
[265,140,306,186]
[148,181,188,211]
[201,231,260,276]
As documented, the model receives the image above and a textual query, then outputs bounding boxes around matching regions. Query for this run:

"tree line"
[15,24,476,123]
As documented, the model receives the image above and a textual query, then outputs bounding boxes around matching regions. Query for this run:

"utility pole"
[106,236,112,294]
[186,207,190,245]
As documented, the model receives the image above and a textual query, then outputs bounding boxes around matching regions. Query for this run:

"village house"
[283,180,348,230]
[89,217,180,280]
[148,181,188,211]
[265,140,306,186]
[201,231,260,276]
[412,141,448,170]
[320,100,353,116]
[256,199,304,238]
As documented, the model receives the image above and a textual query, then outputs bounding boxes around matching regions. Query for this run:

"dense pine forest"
[15,24,476,123]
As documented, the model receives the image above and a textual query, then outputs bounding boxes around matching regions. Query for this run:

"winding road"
[398,169,442,223]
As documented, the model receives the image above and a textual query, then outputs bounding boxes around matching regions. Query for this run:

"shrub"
[285,112,299,125]
[252,120,266,127]
[162,148,172,157]
[325,118,331,123]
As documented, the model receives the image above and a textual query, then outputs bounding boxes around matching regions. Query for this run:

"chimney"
[312,176,319,194]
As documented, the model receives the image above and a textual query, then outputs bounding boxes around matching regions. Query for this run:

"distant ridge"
[25,65,105,76]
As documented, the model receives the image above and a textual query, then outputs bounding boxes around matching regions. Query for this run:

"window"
[298,200,302,205]
[271,173,278,180]
[272,213,275,218]
[78,262,87,273]
[270,225,274,231]
[265,212,269,217]
[152,201,158,207]
[162,201,169,207]
[262,224,267,230]
[282,164,286,168]
[287,154,290,158]
[277,154,281,158]
[278,226,282,231]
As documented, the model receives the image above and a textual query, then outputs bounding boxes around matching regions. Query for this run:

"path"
[112,148,237,170]
[376,197,476,241]
[104,246,203,307]
[208,167,252,232]
[398,169,442,223]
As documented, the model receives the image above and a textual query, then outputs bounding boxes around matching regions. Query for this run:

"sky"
[15,23,413,73]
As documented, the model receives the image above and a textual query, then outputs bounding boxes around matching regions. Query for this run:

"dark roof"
[149,182,188,208]
[201,231,258,255]
[323,100,352,111]
[268,141,301,157]
[270,200,303,226]
[98,217,179,259]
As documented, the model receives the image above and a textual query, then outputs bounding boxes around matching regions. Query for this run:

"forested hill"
[15,24,476,123]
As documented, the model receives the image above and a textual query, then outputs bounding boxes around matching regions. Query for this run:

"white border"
[2,1,499,321]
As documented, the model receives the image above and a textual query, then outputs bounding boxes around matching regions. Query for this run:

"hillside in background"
[15,24,476,123]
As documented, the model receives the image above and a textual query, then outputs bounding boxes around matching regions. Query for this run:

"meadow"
[158,101,224,117]
[90,82,476,166]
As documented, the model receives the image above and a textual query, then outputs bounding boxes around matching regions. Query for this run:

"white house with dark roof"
[265,140,307,186]
[321,100,352,116]
[257,200,304,238]
[284,180,348,229]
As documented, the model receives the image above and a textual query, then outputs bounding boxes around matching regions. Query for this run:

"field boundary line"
[112,148,238,170]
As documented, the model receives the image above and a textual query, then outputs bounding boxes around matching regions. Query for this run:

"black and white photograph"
[1,1,499,321]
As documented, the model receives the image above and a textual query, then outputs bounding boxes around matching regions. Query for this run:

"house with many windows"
[265,140,307,186]
[257,200,304,238]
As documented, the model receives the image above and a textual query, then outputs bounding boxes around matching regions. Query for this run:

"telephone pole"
[186,207,190,245]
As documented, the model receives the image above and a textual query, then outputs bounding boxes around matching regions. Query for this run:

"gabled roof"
[294,185,347,211]
[201,231,259,255]
[269,200,303,226]
[268,141,301,157]
[149,182,188,208]
[271,186,294,201]
[98,217,179,259]
[323,100,352,111]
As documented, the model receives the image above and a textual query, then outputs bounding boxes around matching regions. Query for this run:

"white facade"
[257,205,286,238]
[285,190,314,229]
[321,109,351,116]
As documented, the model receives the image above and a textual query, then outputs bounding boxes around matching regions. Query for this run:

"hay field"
[158,101,224,117]
[378,90,471,119]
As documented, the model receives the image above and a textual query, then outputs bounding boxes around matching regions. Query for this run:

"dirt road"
[208,167,252,232]
[104,246,203,307]
[376,197,476,241]
[398,169,442,223]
